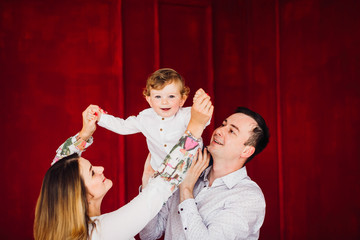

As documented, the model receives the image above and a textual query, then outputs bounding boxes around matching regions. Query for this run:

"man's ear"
[180,95,188,107]
[145,96,152,107]
[241,145,255,158]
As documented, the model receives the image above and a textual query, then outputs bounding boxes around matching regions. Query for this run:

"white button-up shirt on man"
[139,166,266,240]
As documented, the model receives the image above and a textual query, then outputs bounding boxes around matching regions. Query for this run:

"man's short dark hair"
[235,107,270,164]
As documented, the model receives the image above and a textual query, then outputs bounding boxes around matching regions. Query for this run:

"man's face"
[207,113,257,161]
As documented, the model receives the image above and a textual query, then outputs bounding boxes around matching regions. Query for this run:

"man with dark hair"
[234,107,269,164]
[140,107,270,240]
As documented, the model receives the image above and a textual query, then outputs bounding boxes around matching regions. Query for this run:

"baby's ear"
[145,96,152,107]
[180,95,188,107]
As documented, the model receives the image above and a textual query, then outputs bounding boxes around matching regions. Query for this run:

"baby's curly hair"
[143,68,190,97]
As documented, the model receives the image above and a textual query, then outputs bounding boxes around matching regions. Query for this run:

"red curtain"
[1,0,359,239]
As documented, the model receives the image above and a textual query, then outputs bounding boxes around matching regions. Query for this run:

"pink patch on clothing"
[167,163,175,168]
[184,137,198,151]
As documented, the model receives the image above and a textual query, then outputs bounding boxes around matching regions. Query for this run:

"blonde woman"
[34,90,213,240]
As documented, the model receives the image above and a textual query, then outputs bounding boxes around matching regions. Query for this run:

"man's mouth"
[213,138,223,145]
[103,177,107,182]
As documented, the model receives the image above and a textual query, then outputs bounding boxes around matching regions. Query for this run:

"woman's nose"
[94,166,104,174]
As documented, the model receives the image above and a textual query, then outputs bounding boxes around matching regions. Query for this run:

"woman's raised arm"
[52,105,98,164]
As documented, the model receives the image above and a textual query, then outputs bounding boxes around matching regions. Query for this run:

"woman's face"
[78,157,113,200]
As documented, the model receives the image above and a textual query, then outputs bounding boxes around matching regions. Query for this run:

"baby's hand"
[86,105,107,122]
[87,111,99,122]
[190,88,213,130]
[193,88,206,104]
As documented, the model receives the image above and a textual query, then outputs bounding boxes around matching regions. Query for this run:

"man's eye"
[230,129,234,134]
[92,170,95,176]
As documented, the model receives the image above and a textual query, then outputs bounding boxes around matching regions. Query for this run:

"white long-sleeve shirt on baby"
[98,107,210,170]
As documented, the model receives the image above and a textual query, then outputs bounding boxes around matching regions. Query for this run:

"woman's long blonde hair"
[34,153,92,240]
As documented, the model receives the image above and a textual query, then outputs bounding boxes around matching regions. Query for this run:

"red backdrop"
[1,0,359,239]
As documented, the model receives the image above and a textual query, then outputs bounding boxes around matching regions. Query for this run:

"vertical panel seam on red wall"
[246,0,253,104]
[275,0,285,239]
[154,0,160,69]
[206,3,215,133]
[118,0,126,205]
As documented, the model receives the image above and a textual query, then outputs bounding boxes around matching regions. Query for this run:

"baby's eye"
[169,95,175,99]
[154,95,161,99]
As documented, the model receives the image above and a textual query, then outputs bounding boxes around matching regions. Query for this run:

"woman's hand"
[79,105,99,141]
[179,148,210,202]
[86,105,105,122]
[187,88,214,138]
[141,153,155,189]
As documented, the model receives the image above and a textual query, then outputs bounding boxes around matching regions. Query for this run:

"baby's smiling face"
[146,82,187,118]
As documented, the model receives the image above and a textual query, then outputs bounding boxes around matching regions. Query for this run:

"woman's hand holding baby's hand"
[85,105,102,122]
[79,105,109,141]
[79,105,97,140]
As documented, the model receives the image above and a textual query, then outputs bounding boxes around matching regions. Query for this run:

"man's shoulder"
[232,177,265,202]
[222,168,265,199]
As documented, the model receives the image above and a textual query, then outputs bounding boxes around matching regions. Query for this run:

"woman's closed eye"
[89,165,95,176]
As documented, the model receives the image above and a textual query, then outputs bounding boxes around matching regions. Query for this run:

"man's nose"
[214,127,224,136]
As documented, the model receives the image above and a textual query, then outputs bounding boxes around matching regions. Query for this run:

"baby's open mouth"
[161,108,171,111]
